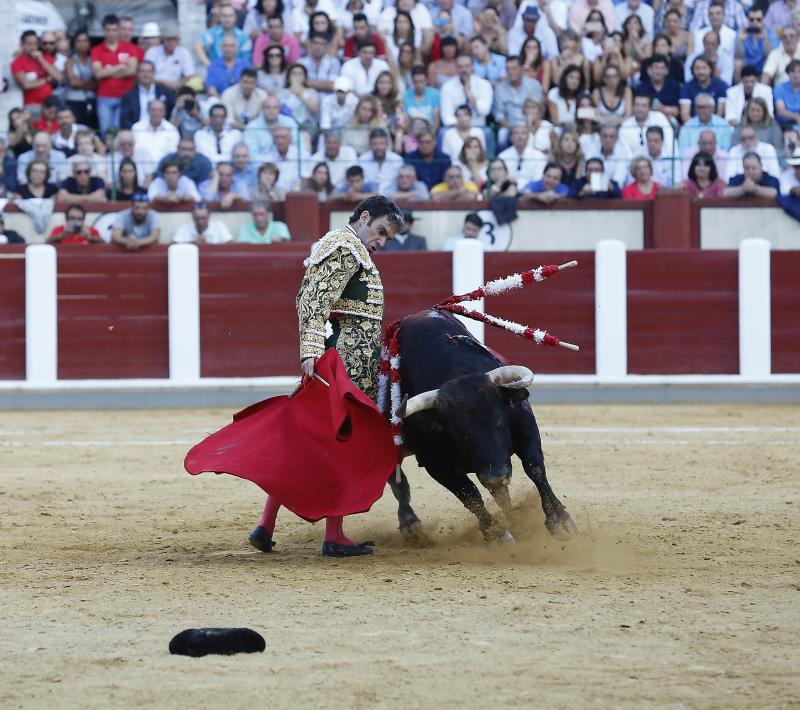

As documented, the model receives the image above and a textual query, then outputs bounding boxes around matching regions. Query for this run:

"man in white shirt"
[267,126,312,191]
[147,160,202,203]
[194,104,243,165]
[645,126,676,187]
[615,0,654,37]
[222,69,267,129]
[359,128,404,193]
[685,30,735,85]
[144,28,195,91]
[725,124,781,179]
[761,25,800,86]
[340,40,391,97]
[173,203,234,244]
[310,129,358,187]
[725,65,774,124]
[509,4,562,56]
[51,106,87,155]
[589,124,632,185]
[131,99,180,164]
[779,150,800,195]
[442,212,484,251]
[619,94,675,157]
[379,0,434,48]
[440,54,494,127]
[693,2,737,58]
[498,125,547,184]
[320,76,359,131]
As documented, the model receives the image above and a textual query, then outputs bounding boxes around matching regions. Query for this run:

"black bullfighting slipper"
[248,525,275,552]
[321,541,374,557]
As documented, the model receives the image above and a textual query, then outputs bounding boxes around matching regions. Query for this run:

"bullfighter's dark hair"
[348,196,404,231]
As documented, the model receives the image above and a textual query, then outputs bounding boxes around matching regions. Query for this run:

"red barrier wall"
[483,252,596,374]
[57,246,169,379]
[771,252,800,374]
[374,251,453,324]
[0,248,27,380]
[627,251,739,374]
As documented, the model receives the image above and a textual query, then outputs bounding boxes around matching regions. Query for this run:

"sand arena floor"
[1,403,799,709]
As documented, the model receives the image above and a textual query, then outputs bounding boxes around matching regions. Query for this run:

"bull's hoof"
[484,525,516,544]
[248,525,275,552]
[545,510,578,541]
[400,520,433,547]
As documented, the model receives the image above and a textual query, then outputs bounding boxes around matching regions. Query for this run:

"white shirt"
[130,119,180,163]
[589,141,633,186]
[779,167,800,196]
[497,144,547,184]
[508,22,560,59]
[339,57,391,97]
[267,145,313,191]
[684,48,734,85]
[144,44,196,85]
[650,153,677,187]
[725,142,781,180]
[441,126,486,159]
[320,91,358,130]
[173,220,233,244]
[527,121,554,153]
[378,4,433,47]
[359,149,404,193]
[138,84,157,115]
[292,0,338,40]
[51,123,88,153]
[147,175,202,201]
[619,111,675,157]
[512,0,569,39]
[194,126,244,165]
[310,145,358,187]
[724,83,775,123]
[615,1,655,37]
[440,75,494,127]
[693,25,737,61]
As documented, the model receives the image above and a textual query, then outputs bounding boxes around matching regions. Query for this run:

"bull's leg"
[427,467,514,543]
[489,483,512,513]
[387,466,423,537]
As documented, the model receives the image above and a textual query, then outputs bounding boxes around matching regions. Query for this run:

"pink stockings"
[258,495,355,545]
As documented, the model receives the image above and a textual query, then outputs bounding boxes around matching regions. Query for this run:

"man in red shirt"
[11,31,63,117]
[91,14,139,138]
[31,96,61,134]
[47,204,103,245]
[343,13,387,58]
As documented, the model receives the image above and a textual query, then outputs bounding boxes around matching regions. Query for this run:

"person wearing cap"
[137,21,163,53]
[47,204,102,245]
[381,208,427,251]
[144,26,196,92]
[508,5,559,58]
[120,61,176,129]
[320,76,359,130]
[0,214,25,244]
[111,194,161,250]
[299,32,341,95]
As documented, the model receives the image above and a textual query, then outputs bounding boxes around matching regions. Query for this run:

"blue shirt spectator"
[523,178,569,195]
[206,58,252,96]
[403,85,441,128]
[727,171,780,190]
[774,70,800,127]
[199,6,252,64]
[404,132,451,190]
[738,23,779,73]
[680,76,729,118]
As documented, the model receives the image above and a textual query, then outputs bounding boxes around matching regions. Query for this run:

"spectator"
[404,129,451,190]
[682,129,730,179]
[373,70,402,125]
[724,151,780,197]
[51,107,88,156]
[734,98,785,155]
[64,31,97,129]
[244,93,298,162]
[320,76,359,132]
[57,160,106,204]
[294,5,340,47]
[236,200,291,243]
[523,98,556,153]
[159,137,214,186]
[231,143,258,192]
[378,0,434,50]
[646,126,676,186]
[470,36,506,83]
[47,204,102,244]
[206,33,253,97]
[111,195,161,250]
[590,124,632,186]
[779,149,800,196]
[509,6,559,59]
[519,37,553,92]
[454,136,490,186]
[120,61,176,129]
[521,162,569,203]
[200,161,251,207]
[310,129,357,187]
[726,125,781,179]
[194,105,243,167]
[441,105,486,159]
[257,44,288,93]
[11,30,63,117]
[635,54,679,121]
[685,29,734,85]
[442,212,483,250]
[428,36,459,88]
[617,0,655,38]
[252,162,288,202]
[552,129,585,184]
[17,131,67,185]
[0,214,25,244]
[66,130,109,183]
[174,203,234,244]
[0,139,18,196]
[281,64,320,137]
[170,87,207,138]
[725,65,775,124]
[395,42,418,93]
[431,164,480,201]
[16,159,58,199]
[342,95,387,155]
[147,159,201,203]
[384,11,419,65]
[243,0,278,41]
[498,125,547,185]
[32,96,60,134]
[341,39,392,96]
[222,69,267,130]
[435,0,474,40]
[737,7,778,76]
[692,2,738,58]
[343,13,387,59]
[552,30,591,87]
[108,157,146,201]
[547,64,583,125]
[680,150,727,197]
[441,54,493,127]
[389,164,430,200]
[640,32,685,84]
[197,3,252,66]
[131,99,180,164]
[301,162,336,200]
[144,27,196,92]
[359,128,404,193]
[775,59,800,127]
[91,14,140,138]
[483,158,518,199]
[118,17,145,59]
[661,9,693,64]
[620,94,675,158]
[404,65,441,131]
[761,25,800,86]
[569,157,622,198]
[336,164,379,200]
[267,126,312,190]
[765,0,797,34]
[494,56,543,147]
[107,130,156,187]
[680,55,729,122]
[254,15,301,69]
[622,156,663,199]
[580,10,610,64]
[679,92,734,153]
[381,208,427,251]
[300,32,341,94]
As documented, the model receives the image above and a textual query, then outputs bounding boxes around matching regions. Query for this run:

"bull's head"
[397,366,533,489]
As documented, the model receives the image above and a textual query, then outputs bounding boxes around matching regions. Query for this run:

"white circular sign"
[476,209,512,251]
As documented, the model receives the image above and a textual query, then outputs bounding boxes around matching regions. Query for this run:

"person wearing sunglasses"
[11,31,64,118]
[56,159,107,204]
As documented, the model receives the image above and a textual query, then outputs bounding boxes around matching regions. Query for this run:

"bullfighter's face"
[353,212,398,253]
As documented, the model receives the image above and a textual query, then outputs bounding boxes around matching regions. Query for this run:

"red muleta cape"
[184,349,399,522]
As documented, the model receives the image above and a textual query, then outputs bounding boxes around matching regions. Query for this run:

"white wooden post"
[452,239,484,342]
[168,244,201,382]
[25,245,58,384]
[595,239,627,378]
[738,238,771,377]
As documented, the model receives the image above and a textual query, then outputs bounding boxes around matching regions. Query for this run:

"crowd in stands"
[1,0,800,249]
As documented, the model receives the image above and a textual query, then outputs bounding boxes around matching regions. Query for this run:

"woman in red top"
[681,151,726,199]
[622,156,662,200]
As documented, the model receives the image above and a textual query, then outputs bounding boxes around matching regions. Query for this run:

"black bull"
[386,309,577,542]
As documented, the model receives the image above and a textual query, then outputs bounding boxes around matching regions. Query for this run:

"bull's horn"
[398,389,439,418]
[486,365,534,389]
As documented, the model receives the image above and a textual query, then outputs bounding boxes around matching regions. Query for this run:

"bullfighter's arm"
[297,247,359,362]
